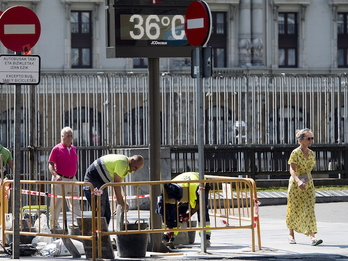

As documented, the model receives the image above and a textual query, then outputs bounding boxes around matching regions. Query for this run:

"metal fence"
[1,177,261,259]
[170,144,347,180]
[0,72,347,181]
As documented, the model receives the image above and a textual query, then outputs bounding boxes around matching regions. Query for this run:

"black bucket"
[6,219,36,245]
[116,221,149,258]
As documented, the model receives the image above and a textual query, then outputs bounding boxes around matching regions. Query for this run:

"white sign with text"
[0,55,40,85]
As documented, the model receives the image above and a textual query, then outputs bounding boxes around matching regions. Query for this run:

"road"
[1,202,347,260]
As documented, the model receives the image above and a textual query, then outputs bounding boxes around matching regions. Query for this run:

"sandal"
[310,238,323,246]
[288,236,296,244]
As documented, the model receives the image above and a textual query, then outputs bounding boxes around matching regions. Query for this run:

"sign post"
[13,58,22,258]
[0,6,41,259]
[110,0,196,253]
[109,0,211,252]
[185,0,212,253]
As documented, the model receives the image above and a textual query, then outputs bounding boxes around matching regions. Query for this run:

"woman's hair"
[295,128,312,140]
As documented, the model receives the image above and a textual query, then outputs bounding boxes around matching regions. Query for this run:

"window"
[133,58,148,68]
[333,106,346,143]
[278,13,298,67]
[205,106,232,144]
[65,107,101,146]
[269,106,304,144]
[124,107,163,145]
[0,109,25,147]
[124,107,146,145]
[71,11,92,68]
[337,13,348,67]
[206,12,227,68]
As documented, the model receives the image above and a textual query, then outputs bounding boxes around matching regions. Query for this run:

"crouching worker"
[156,172,211,249]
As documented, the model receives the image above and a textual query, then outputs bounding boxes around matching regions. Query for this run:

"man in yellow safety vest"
[161,172,211,248]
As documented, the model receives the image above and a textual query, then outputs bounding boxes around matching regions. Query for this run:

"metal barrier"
[97,177,261,257]
[0,154,2,179]
[0,180,98,260]
[171,144,348,180]
[205,175,261,251]
[1,177,261,259]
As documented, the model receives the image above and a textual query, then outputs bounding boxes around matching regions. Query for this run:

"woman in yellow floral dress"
[286,128,323,246]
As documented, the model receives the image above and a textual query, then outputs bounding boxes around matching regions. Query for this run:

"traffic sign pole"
[12,51,22,259]
[194,46,207,253]
[185,0,212,253]
[0,5,41,257]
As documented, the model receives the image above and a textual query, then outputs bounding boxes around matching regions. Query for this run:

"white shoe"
[311,238,323,246]
[288,236,296,244]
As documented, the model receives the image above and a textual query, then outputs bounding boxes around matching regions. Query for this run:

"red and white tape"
[8,187,150,200]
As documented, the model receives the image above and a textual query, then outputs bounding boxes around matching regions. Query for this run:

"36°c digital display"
[120,14,186,43]
[108,0,195,58]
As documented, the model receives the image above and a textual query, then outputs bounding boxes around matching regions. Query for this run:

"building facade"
[1,0,347,72]
[0,0,347,181]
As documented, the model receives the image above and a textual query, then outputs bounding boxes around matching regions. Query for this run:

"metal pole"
[195,47,207,253]
[148,58,161,182]
[337,76,342,143]
[148,57,168,252]
[12,53,22,259]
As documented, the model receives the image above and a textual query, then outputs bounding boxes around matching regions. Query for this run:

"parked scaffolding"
[0,176,261,259]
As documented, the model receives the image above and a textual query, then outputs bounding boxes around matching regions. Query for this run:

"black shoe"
[162,233,175,249]
[163,240,175,249]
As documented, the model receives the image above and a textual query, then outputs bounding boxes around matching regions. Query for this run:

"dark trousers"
[84,163,111,224]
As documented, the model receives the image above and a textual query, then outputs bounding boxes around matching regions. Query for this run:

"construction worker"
[161,172,211,248]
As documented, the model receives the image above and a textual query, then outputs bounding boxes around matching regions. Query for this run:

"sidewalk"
[1,191,347,260]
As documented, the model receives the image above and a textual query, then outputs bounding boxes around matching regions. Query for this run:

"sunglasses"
[304,137,314,140]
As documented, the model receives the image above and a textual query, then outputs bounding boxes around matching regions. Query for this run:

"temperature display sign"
[120,14,185,41]
[107,0,195,58]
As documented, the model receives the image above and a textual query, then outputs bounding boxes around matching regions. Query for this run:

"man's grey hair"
[61,126,73,136]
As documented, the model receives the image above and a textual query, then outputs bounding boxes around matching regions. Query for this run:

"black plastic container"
[116,221,149,258]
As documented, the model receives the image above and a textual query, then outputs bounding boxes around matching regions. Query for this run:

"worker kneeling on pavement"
[157,172,211,249]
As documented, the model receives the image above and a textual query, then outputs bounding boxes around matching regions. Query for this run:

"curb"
[257,190,348,206]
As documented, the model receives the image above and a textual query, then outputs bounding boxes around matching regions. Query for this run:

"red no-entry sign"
[0,6,41,52]
[184,0,211,47]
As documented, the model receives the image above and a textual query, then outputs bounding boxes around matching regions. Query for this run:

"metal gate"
[0,72,347,181]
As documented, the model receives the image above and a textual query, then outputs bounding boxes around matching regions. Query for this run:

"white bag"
[38,239,85,257]
[31,213,53,245]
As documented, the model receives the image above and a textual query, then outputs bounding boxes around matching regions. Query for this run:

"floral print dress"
[286,147,317,236]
